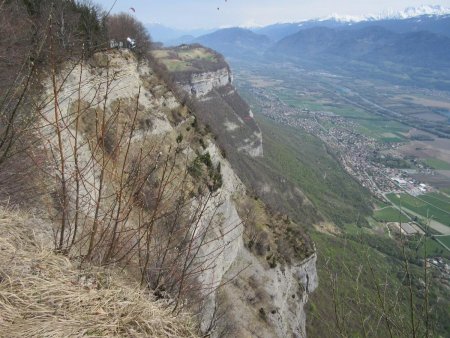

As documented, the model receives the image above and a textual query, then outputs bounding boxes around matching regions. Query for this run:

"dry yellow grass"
[0,207,198,338]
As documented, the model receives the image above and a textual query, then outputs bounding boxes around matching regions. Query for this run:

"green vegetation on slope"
[307,231,450,337]
[257,116,372,226]
[245,115,449,337]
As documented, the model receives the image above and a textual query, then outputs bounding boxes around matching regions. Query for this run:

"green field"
[374,199,391,209]
[355,118,408,142]
[272,88,408,142]
[419,192,450,211]
[440,187,450,194]
[373,207,410,223]
[435,235,450,249]
[386,193,450,227]
[423,158,450,170]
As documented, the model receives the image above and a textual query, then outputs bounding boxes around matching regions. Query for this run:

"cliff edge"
[1,48,316,337]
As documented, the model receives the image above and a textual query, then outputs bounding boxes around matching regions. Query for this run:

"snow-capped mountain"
[253,5,450,41]
[371,5,450,20]
[317,5,450,23]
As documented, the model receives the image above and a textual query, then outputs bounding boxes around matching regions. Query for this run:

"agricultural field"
[373,207,410,223]
[399,137,450,167]
[440,187,450,194]
[435,235,450,249]
[355,118,408,143]
[267,84,410,142]
[423,158,450,170]
[419,192,450,211]
[386,193,450,228]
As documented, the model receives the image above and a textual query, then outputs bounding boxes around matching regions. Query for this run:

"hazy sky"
[96,1,450,29]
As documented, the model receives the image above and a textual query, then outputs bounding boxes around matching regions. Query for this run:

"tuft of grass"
[0,207,198,338]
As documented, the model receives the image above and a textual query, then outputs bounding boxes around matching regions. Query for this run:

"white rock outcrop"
[40,50,316,337]
[269,253,318,338]
[181,68,231,97]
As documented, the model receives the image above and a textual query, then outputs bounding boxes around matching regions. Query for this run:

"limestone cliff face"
[268,252,318,338]
[180,67,232,97]
[41,50,317,338]
[217,245,317,338]
[175,64,264,158]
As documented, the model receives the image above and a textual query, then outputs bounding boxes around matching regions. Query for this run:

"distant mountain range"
[147,6,450,89]
[257,6,450,42]
[320,4,450,22]
[194,28,271,58]
[270,26,450,69]
[147,5,450,45]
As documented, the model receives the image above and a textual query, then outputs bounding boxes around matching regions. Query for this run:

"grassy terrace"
[386,192,450,227]
[151,45,226,74]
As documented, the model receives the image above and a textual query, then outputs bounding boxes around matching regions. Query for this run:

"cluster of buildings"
[248,86,433,200]
[109,37,136,49]
[390,177,431,196]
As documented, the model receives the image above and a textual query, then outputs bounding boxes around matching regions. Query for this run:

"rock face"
[272,253,318,338]
[174,63,263,158]
[217,246,318,338]
[180,67,232,97]
[40,50,316,338]
[167,49,318,337]
[195,142,245,332]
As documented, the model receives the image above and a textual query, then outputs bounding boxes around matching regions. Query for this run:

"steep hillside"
[151,45,327,228]
[152,45,264,158]
[1,46,316,337]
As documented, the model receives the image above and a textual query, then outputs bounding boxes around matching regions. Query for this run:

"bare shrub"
[106,13,152,56]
